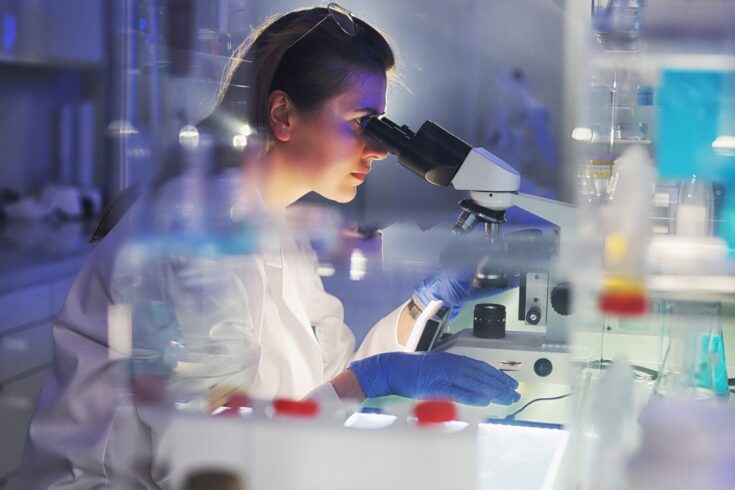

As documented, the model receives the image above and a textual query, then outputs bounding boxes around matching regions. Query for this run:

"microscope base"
[433,329,571,385]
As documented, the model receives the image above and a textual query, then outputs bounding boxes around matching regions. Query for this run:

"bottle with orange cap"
[598,145,655,317]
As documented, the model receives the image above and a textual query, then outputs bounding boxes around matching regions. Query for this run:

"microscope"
[363,117,575,384]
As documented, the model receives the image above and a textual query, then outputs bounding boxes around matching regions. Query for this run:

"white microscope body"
[363,118,576,385]
[440,148,574,385]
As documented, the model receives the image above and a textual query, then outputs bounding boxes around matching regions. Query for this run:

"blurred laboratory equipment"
[59,2,279,486]
[169,395,569,490]
[169,397,478,490]
[103,0,272,411]
[653,301,728,400]
[566,0,735,488]
[597,145,654,316]
[110,164,269,406]
[573,68,653,203]
[569,0,735,337]
[571,358,637,490]
[627,399,735,489]
[101,104,270,490]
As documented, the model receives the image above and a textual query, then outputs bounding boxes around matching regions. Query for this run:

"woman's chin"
[320,187,357,204]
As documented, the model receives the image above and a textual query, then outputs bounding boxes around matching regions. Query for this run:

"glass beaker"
[653,301,729,400]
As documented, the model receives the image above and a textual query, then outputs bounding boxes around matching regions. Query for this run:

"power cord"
[504,392,573,420]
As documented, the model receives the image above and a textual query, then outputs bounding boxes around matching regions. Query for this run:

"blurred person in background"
[481,68,560,200]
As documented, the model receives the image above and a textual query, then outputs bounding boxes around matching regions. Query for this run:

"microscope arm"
[462,190,576,229]
[450,147,521,192]
[509,193,576,230]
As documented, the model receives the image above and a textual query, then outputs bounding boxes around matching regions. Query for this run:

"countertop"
[0,220,95,293]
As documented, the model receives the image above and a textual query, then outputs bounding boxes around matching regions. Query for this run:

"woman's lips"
[351,172,368,182]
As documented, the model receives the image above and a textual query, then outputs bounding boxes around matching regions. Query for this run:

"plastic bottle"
[598,145,654,316]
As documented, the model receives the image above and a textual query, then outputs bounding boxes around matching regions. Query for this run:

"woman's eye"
[353,116,369,132]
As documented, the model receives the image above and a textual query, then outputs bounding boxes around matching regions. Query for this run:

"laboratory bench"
[0,220,94,489]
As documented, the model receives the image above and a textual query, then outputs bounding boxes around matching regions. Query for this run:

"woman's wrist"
[330,369,366,402]
[406,295,424,321]
[397,297,423,346]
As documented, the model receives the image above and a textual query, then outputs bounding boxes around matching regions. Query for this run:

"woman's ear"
[267,90,294,142]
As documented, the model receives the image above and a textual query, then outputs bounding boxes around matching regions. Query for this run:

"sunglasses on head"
[285,3,357,52]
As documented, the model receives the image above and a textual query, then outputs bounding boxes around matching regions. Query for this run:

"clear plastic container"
[170,398,478,490]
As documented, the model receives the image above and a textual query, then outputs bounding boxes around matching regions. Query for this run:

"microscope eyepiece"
[362,117,414,156]
[362,117,472,187]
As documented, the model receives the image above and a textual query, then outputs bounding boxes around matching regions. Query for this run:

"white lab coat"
[20,177,407,489]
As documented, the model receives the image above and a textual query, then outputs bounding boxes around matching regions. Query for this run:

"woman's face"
[283,69,389,203]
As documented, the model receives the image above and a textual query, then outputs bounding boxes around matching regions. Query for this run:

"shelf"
[0,220,95,293]
[649,274,735,302]
[590,52,735,74]
[0,54,103,72]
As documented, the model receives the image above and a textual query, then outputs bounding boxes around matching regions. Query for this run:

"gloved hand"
[412,270,474,319]
[349,351,520,406]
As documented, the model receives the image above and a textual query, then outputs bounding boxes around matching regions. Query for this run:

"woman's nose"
[363,137,389,161]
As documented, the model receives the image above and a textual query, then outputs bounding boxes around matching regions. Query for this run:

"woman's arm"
[396,298,423,346]
[330,369,366,401]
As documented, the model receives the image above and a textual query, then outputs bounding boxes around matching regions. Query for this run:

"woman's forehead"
[337,70,387,113]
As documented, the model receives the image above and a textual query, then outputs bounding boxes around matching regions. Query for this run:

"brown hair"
[211,5,395,141]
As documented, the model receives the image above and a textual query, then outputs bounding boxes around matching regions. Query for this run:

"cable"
[505,392,573,420]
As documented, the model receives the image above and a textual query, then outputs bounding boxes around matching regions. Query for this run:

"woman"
[21,5,519,488]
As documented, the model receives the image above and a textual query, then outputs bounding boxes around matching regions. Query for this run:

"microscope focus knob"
[525,306,542,325]
[550,282,572,316]
[533,358,553,377]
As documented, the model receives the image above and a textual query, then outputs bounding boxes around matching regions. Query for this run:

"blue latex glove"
[349,351,520,406]
[413,271,474,319]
